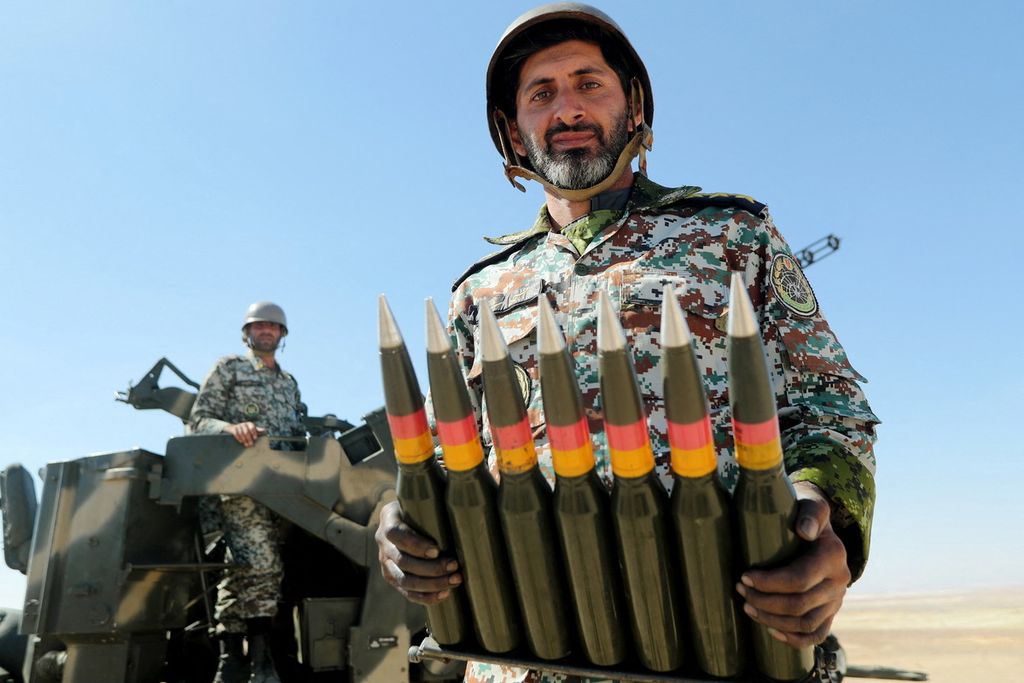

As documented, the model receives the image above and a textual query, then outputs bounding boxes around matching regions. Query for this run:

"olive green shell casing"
[733,466,813,680]
[497,468,573,660]
[424,300,521,654]
[379,297,469,645]
[537,297,628,666]
[611,474,685,672]
[479,302,572,661]
[396,460,469,646]
[552,469,628,666]
[445,466,521,653]
[598,292,685,672]
[660,289,747,677]
[670,473,747,678]
[728,275,813,680]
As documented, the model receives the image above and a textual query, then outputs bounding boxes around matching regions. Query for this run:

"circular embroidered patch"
[244,403,260,418]
[512,361,532,407]
[770,253,818,317]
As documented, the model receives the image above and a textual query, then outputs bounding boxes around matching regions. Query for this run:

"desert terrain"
[832,587,1024,682]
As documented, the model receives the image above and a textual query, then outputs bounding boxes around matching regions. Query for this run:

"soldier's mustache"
[544,122,604,148]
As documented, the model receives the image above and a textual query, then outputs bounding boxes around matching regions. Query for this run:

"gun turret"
[115,357,200,422]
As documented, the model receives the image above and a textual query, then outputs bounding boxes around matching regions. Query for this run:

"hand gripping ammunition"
[537,296,628,667]
[378,296,469,646]
[661,285,747,678]
[425,298,520,654]
[478,302,572,661]
[597,292,685,673]
[727,273,814,681]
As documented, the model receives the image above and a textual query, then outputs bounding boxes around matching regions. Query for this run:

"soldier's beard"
[249,336,280,354]
[522,113,630,190]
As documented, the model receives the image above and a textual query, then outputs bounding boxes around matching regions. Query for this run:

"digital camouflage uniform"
[188,350,304,634]
[447,174,879,683]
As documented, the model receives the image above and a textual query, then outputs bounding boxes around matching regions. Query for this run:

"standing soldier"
[375,4,879,681]
[189,301,305,683]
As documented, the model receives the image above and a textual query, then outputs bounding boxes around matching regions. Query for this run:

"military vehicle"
[0,358,463,683]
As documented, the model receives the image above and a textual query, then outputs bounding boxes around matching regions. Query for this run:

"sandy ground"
[831,587,1024,682]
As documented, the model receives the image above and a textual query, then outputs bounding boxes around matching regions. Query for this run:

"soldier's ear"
[509,120,528,158]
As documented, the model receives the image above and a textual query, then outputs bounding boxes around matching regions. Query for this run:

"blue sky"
[1,1,1022,609]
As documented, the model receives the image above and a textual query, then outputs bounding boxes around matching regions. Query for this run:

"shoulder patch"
[770,253,818,317]
[452,237,538,292]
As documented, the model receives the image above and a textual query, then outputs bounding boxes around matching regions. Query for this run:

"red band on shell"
[667,417,713,450]
[386,409,429,440]
[491,417,533,450]
[436,413,479,446]
[605,419,650,451]
[547,417,590,451]
[733,416,780,446]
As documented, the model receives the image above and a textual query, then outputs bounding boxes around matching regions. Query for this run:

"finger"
[749,599,841,648]
[384,520,447,561]
[741,550,821,595]
[380,558,461,604]
[795,497,831,542]
[383,542,461,580]
[737,576,841,618]
[742,530,847,594]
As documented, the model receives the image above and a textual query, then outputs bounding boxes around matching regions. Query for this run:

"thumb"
[796,497,830,542]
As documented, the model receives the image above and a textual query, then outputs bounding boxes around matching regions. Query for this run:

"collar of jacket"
[483,173,704,246]
[246,349,282,374]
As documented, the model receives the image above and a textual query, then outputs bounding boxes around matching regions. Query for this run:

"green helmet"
[486,3,654,201]
[242,301,288,336]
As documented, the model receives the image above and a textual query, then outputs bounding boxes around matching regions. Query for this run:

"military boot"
[213,633,250,683]
[247,634,282,683]
[246,617,282,683]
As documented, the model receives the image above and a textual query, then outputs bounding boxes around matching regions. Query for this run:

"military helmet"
[242,301,288,336]
[486,3,654,155]
[486,3,654,200]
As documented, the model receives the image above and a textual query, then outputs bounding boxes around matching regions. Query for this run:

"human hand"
[224,422,265,447]
[374,500,462,605]
[736,481,850,648]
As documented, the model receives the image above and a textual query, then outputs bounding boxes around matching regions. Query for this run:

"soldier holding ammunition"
[189,301,305,683]
[375,4,878,681]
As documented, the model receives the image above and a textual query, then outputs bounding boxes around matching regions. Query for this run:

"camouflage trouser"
[200,495,284,634]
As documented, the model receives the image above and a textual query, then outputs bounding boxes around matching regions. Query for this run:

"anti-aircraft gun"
[0,358,463,683]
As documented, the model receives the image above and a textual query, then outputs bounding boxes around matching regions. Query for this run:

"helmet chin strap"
[494,77,653,203]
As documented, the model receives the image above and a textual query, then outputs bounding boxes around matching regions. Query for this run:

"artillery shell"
[537,295,628,667]
[425,298,520,654]
[727,274,814,681]
[378,295,468,646]
[661,285,747,678]
[479,302,572,661]
[597,292,685,673]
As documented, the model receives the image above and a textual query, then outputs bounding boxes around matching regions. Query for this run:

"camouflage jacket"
[188,351,304,438]
[449,174,878,580]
